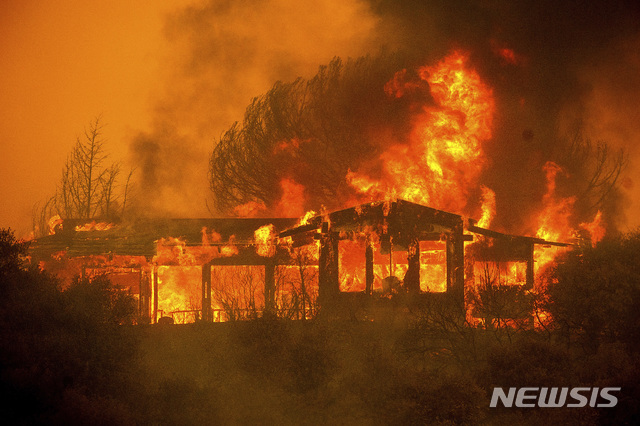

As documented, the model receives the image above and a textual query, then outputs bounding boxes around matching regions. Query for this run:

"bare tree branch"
[33,117,136,235]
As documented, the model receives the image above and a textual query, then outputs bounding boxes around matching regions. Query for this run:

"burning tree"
[209,54,409,215]
[210,50,627,257]
[553,133,627,236]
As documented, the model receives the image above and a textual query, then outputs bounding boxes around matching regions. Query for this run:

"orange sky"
[2,1,639,238]
[0,0,184,236]
[0,0,383,237]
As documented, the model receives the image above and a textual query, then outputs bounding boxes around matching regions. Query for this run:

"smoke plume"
[129,0,387,217]
[132,0,640,234]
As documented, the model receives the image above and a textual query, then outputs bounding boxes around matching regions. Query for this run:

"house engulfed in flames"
[30,199,568,324]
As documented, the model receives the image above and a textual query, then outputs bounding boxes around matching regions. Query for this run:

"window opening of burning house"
[337,236,447,294]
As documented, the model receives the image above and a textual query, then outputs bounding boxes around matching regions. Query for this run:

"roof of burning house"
[280,199,464,238]
[30,200,569,261]
[467,221,569,247]
[280,199,570,248]
[30,217,298,260]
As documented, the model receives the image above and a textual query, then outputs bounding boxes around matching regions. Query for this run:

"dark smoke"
[127,0,385,218]
[209,54,422,214]
[133,0,640,232]
[129,125,205,218]
[369,0,640,231]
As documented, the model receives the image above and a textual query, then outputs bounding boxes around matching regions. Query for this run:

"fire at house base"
[30,199,568,325]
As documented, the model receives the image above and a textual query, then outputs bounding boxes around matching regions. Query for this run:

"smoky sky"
[367,0,640,231]
[129,0,640,232]
[389,1,639,232]
[128,0,385,218]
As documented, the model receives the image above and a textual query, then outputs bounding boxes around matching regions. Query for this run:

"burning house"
[25,45,612,328]
[26,34,615,329]
[30,199,567,325]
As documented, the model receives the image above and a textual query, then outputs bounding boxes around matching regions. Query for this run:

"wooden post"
[264,261,276,318]
[138,268,143,318]
[525,243,535,290]
[446,225,465,303]
[318,226,339,306]
[139,268,152,323]
[153,265,159,324]
[202,263,212,322]
[365,241,374,295]
[404,238,420,294]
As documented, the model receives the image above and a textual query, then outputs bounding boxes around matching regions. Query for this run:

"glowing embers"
[156,266,202,324]
[74,220,115,232]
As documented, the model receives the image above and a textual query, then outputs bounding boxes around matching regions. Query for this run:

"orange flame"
[47,215,63,235]
[477,185,496,228]
[348,51,495,216]
[254,224,276,257]
[275,178,306,217]
[153,230,239,266]
[156,265,201,324]
[579,210,605,245]
[532,162,574,274]
[74,220,115,232]
[535,161,576,243]
[297,210,317,226]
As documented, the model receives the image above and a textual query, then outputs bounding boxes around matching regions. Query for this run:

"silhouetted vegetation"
[1,228,639,424]
[0,228,138,424]
[208,54,410,214]
[547,231,640,353]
